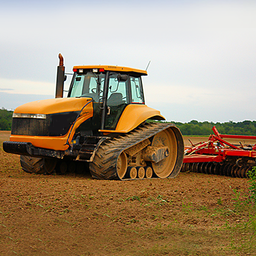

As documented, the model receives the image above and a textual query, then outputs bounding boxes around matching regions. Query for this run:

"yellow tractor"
[3,54,184,180]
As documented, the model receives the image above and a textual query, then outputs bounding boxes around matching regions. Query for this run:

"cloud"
[0,78,55,95]
[0,92,52,110]
[0,88,13,91]
[0,1,256,122]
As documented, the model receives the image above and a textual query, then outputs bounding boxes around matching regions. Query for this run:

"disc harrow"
[182,126,256,178]
[182,162,251,178]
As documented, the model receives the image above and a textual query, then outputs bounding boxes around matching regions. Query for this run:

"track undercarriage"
[19,123,184,180]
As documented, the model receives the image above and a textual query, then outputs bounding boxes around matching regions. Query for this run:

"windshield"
[69,72,105,102]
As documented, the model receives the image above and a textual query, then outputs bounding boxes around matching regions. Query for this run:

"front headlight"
[12,113,46,119]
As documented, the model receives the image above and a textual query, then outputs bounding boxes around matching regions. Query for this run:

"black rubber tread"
[89,122,184,180]
[20,155,56,174]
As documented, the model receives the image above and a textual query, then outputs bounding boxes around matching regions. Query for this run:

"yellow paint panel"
[10,105,93,151]
[100,104,165,133]
[14,97,93,115]
[73,65,147,76]
[10,134,70,151]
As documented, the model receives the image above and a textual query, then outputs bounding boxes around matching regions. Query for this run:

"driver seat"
[108,93,123,106]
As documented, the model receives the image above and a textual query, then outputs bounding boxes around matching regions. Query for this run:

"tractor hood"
[13,97,93,115]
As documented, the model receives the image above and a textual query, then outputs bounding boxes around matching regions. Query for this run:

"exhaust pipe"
[55,53,65,98]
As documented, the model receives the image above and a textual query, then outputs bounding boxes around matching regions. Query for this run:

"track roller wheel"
[137,167,145,179]
[151,129,177,178]
[127,167,137,179]
[20,155,57,174]
[145,166,153,178]
[116,152,128,179]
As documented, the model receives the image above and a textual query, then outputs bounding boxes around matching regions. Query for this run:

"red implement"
[182,126,256,178]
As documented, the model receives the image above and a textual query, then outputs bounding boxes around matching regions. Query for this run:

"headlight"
[12,113,46,119]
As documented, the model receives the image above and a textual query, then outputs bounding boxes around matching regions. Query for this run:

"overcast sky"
[0,0,255,122]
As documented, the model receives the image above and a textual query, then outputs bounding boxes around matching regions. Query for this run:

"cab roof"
[73,65,147,76]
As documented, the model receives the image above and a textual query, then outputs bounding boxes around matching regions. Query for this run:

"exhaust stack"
[55,53,65,98]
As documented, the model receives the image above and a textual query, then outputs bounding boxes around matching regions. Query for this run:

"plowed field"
[0,131,255,256]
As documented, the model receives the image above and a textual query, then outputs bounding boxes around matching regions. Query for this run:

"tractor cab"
[68,66,147,131]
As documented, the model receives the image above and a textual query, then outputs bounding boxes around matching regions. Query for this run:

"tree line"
[172,120,256,136]
[0,108,256,135]
[0,108,12,130]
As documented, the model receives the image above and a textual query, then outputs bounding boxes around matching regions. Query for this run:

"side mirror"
[117,74,128,82]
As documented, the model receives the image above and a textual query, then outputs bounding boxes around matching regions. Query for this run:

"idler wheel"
[151,129,177,178]
[116,152,128,179]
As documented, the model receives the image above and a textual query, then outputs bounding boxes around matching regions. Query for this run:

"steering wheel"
[91,88,103,94]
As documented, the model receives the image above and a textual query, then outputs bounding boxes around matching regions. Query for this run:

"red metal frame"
[183,126,256,163]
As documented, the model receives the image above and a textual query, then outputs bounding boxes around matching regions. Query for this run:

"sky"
[0,0,256,123]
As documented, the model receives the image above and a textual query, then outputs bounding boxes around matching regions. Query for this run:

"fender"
[100,104,165,133]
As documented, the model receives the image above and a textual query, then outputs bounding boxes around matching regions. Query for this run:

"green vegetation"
[0,108,12,130]
[172,119,256,135]
[248,166,256,205]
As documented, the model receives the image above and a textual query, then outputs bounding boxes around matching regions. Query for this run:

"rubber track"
[20,155,46,174]
[89,122,179,180]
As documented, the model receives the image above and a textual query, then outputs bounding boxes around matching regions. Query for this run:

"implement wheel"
[151,129,177,178]
[20,155,57,174]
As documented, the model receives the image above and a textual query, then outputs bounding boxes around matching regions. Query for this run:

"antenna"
[145,60,151,71]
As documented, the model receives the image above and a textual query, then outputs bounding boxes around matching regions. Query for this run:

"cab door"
[104,73,129,130]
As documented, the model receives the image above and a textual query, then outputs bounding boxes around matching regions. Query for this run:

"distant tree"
[172,120,256,136]
[0,108,13,130]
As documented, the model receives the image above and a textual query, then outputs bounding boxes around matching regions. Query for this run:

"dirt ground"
[1,131,256,256]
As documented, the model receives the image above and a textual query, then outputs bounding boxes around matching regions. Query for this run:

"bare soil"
[0,132,255,256]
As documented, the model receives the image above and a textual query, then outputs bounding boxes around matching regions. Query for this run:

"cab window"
[130,76,144,104]
[69,72,105,102]
[107,73,128,106]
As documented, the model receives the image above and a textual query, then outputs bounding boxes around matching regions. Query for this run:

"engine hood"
[14,97,93,115]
